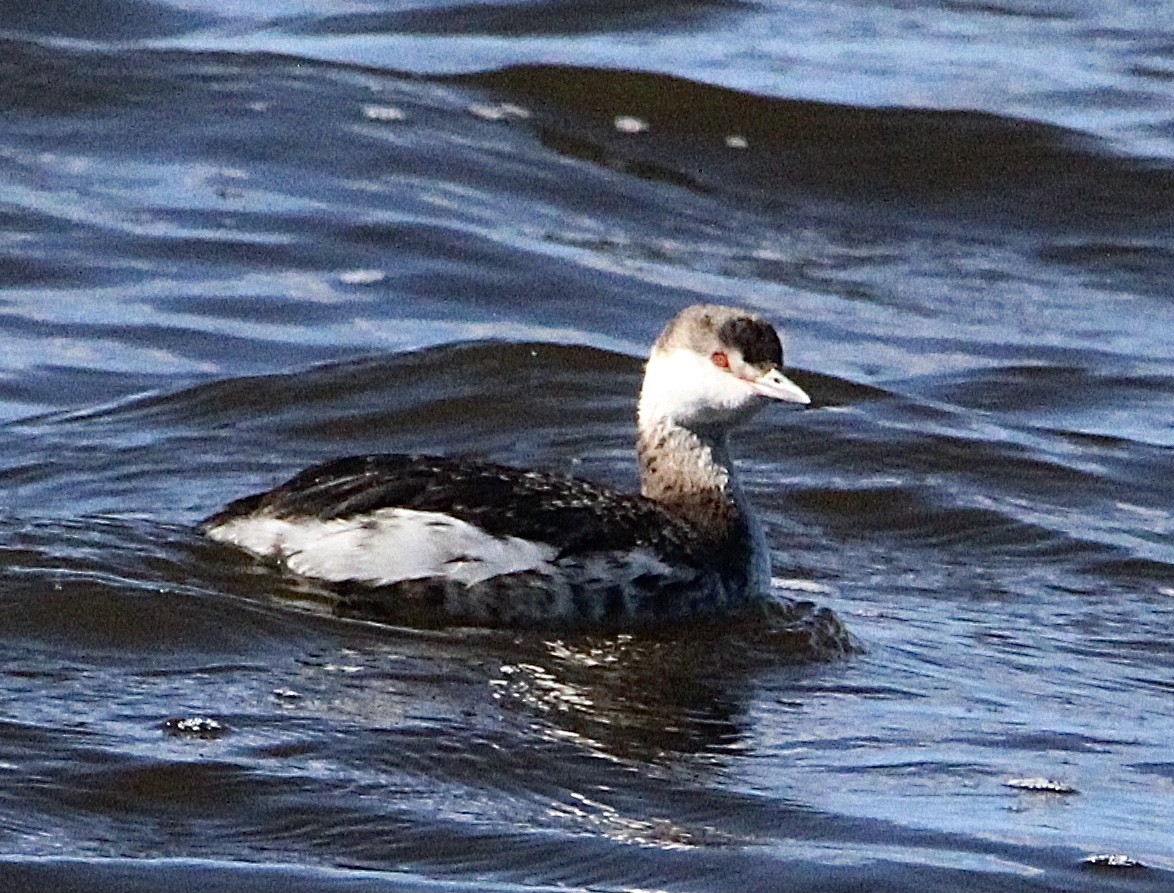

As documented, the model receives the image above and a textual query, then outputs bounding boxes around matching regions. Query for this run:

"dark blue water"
[1,1,1172,890]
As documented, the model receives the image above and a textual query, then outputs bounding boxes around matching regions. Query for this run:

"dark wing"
[201,454,707,562]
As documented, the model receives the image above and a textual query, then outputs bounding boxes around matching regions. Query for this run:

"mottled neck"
[636,419,748,539]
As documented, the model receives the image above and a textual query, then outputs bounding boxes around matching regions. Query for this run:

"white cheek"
[638,348,759,427]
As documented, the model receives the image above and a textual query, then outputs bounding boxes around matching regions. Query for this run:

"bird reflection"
[485,599,851,763]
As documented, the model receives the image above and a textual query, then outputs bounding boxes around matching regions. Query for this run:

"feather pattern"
[203,454,710,561]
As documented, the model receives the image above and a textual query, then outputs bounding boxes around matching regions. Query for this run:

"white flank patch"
[205,508,557,586]
[575,548,677,586]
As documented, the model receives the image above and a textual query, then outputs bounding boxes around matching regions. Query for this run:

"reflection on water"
[491,626,775,763]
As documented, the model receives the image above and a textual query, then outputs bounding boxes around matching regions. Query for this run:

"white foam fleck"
[1005,776,1078,794]
[339,269,386,285]
[770,577,836,595]
[1082,854,1145,869]
[162,716,228,738]
[468,102,531,121]
[362,104,407,122]
[614,115,649,134]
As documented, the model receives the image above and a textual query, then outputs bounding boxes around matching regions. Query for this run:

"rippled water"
[1,0,1173,890]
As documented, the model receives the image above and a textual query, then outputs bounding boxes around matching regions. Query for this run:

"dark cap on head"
[716,316,783,368]
[655,304,785,370]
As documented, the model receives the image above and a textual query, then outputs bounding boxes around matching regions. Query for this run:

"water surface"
[1,1,1172,890]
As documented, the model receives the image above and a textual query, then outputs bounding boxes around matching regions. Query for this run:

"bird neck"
[636,417,748,538]
[636,415,773,599]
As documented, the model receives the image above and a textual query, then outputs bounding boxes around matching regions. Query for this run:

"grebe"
[201,304,811,628]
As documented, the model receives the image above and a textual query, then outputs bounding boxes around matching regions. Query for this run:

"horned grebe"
[201,304,810,628]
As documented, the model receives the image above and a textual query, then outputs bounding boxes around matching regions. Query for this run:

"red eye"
[710,351,730,369]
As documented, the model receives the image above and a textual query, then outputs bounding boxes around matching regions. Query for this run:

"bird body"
[202,304,810,628]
